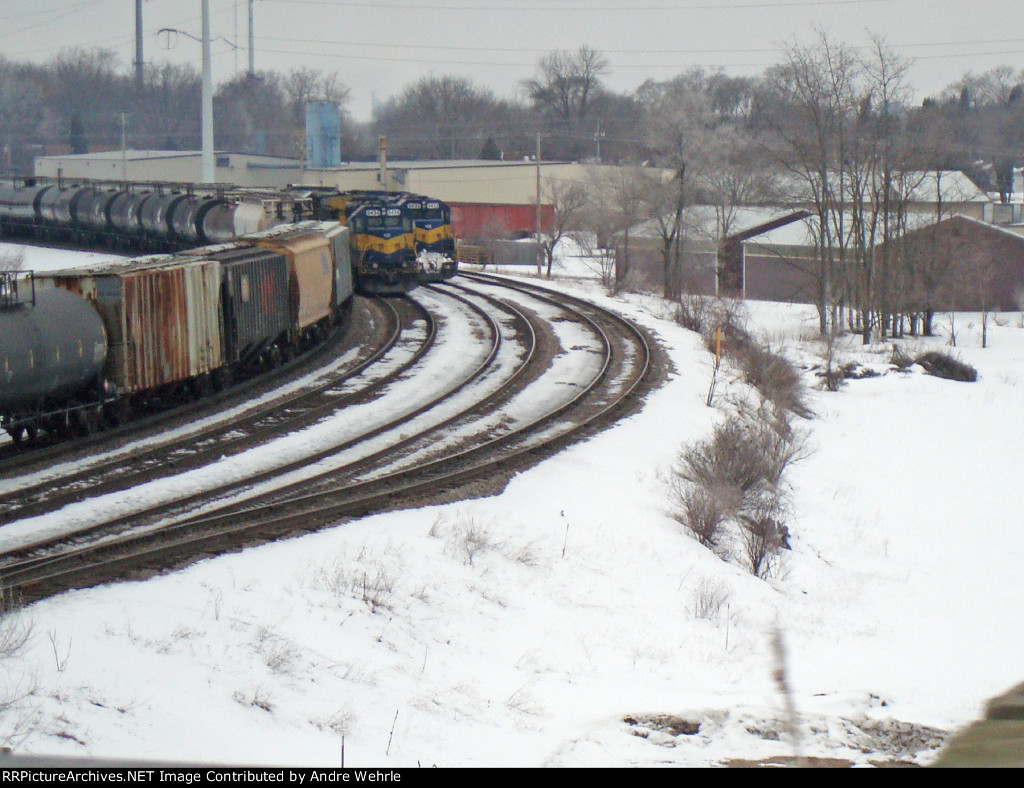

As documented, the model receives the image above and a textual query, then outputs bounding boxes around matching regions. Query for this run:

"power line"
[0,0,98,22]
[269,0,906,11]
[257,33,1024,58]
[0,0,105,38]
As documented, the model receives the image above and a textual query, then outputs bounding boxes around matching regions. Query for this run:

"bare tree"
[852,37,919,341]
[136,61,201,150]
[215,71,290,155]
[638,73,719,299]
[701,125,777,240]
[523,46,608,158]
[0,248,25,273]
[571,228,617,289]
[761,32,861,335]
[0,60,43,173]
[376,75,499,160]
[540,181,588,276]
[586,166,654,292]
[283,66,350,128]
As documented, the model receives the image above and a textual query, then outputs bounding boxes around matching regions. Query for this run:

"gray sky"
[3,0,1024,119]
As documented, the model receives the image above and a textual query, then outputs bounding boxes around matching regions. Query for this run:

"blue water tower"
[305,101,341,167]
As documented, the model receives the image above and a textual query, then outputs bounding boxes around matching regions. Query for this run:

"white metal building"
[34,150,302,187]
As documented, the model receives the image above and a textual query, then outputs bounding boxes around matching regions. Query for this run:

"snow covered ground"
[0,241,124,272]
[1,240,1022,767]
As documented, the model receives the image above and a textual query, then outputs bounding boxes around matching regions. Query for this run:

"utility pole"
[119,111,128,185]
[248,0,256,75]
[535,131,542,276]
[135,0,144,89]
[201,0,215,184]
[379,135,388,192]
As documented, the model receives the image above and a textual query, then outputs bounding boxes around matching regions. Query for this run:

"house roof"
[896,212,1024,246]
[906,170,990,204]
[772,169,990,206]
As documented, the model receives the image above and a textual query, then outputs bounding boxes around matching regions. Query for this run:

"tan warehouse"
[34,150,302,188]
[34,151,642,238]
[36,151,590,201]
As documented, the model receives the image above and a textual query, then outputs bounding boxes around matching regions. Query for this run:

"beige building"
[34,152,611,204]
[296,159,588,205]
[33,151,652,238]
[34,150,302,187]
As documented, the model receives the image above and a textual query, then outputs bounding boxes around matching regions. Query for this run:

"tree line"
[3,36,1024,337]
[12,38,1018,174]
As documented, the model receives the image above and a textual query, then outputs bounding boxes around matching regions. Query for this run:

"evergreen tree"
[69,113,88,154]
[479,136,501,160]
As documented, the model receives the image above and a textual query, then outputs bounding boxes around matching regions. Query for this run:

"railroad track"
[0,295,415,524]
[0,284,518,557]
[0,295,392,477]
[0,274,660,601]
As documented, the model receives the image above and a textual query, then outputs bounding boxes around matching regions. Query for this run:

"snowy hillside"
[0,243,1022,767]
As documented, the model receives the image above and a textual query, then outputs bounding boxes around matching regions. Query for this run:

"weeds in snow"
[447,517,497,566]
[692,578,730,622]
[47,631,71,674]
[0,591,37,747]
[252,626,302,676]
[233,687,273,713]
[311,546,402,614]
[437,512,541,567]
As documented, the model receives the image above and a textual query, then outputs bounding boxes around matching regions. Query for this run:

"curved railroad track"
[0,295,419,524]
[0,295,394,475]
[0,273,663,601]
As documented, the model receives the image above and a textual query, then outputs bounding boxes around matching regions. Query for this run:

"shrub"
[0,591,36,745]
[733,341,811,417]
[669,479,734,549]
[671,403,804,578]
[738,493,790,579]
[915,351,978,382]
[673,294,751,352]
[888,344,915,370]
[676,403,806,516]
[818,331,846,392]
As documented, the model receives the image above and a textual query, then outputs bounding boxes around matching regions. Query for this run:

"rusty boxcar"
[38,257,222,396]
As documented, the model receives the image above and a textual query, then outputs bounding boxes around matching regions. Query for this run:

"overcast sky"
[3,0,1024,120]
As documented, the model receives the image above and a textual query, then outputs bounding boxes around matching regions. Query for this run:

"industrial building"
[34,150,626,240]
[34,150,301,189]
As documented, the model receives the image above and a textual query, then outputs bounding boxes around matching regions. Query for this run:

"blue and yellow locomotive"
[310,189,457,293]
[394,194,457,283]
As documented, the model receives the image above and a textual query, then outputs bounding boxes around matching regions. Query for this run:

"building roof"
[628,204,966,249]
[36,150,299,165]
[906,170,990,204]
[772,169,990,206]
[306,158,570,173]
[898,212,1024,246]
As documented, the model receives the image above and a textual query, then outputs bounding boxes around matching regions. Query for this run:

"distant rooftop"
[775,169,990,205]
[36,150,299,164]
[307,158,569,171]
